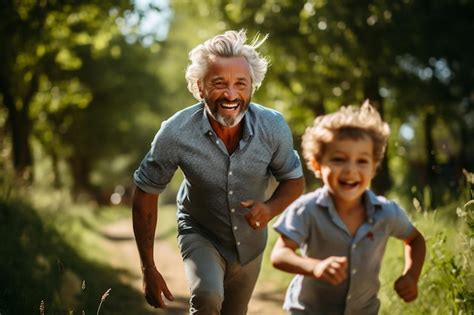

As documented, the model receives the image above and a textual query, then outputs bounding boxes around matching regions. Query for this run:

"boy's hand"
[313,256,348,285]
[394,274,418,302]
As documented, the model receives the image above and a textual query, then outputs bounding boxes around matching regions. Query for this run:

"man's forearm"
[132,186,159,268]
[266,177,304,217]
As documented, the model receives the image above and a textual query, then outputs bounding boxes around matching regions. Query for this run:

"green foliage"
[0,194,155,315]
[1,1,170,199]
[378,197,473,314]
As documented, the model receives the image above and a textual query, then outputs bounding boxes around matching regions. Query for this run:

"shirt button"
[352,244,357,249]
[229,191,233,195]
[234,226,238,230]
[216,140,219,144]
[228,171,233,175]
[231,208,235,213]
[347,294,351,300]
[352,269,357,275]
[237,241,241,246]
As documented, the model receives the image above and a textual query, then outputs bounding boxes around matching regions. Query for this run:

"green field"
[1,187,472,314]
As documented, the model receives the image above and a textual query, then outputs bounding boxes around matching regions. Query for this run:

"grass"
[0,188,158,315]
[1,180,471,314]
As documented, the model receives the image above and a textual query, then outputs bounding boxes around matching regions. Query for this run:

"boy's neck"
[331,195,366,236]
[334,197,365,213]
[332,196,364,214]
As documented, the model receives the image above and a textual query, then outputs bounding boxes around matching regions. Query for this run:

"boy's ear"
[371,164,378,179]
[310,159,322,178]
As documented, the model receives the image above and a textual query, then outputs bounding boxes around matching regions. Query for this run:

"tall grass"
[0,187,155,314]
[379,199,473,314]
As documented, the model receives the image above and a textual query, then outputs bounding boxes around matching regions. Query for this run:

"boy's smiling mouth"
[339,180,359,189]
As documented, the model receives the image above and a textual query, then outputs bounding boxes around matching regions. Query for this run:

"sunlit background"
[1,1,473,314]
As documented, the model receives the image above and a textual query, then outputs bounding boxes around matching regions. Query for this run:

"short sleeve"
[387,202,414,240]
[273,201,310,247]
[269,113,303,181]
[133,120,179,194]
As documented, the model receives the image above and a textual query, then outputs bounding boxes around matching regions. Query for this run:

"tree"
[0,0,132,180]
[1,1,172,203]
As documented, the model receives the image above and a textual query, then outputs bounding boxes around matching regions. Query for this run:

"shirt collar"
[315,186,382,224]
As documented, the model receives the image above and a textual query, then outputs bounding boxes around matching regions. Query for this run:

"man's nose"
[224,86,238,100]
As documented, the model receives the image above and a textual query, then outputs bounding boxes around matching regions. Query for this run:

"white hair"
[185,29,269,100]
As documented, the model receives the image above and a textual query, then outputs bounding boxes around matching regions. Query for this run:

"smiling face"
[312,135,377,208]
[198,56,252,128]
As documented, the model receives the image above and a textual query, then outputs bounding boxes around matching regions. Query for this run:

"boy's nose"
[343,163,357,174]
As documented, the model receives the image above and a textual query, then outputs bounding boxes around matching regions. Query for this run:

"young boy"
[271,101,426,315]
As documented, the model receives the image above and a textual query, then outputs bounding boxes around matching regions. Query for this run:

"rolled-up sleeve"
[269,114,303,181]
[133,120,178,194]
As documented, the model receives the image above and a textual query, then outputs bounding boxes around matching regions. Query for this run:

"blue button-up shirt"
[273,186,414,315]
[134,102,303,265]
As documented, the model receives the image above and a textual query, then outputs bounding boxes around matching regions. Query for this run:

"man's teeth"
[221,103,239,109]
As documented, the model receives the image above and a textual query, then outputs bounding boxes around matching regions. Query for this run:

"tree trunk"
[424,111,437,208]
[0,81,34,181]
[67,154,108,203]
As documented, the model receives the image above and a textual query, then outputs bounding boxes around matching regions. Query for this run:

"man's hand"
[142,266,174,308]
[241,200,272,230]
[394,273,418,302]
[312,256,348,285]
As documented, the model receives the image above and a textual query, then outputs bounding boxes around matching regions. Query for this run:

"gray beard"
[206,107,247,128]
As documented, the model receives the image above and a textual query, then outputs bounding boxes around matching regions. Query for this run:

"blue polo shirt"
[134,102,303,265]
[273,186,414,315]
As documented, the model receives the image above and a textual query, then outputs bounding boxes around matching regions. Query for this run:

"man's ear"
[310,159,322,178]
[197,80,204,99]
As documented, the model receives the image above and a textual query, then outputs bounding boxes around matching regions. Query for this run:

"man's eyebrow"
[236,77,250,81]
[210,76,224,81]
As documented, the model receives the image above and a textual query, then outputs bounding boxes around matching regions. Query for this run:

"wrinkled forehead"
[204,56,251,80]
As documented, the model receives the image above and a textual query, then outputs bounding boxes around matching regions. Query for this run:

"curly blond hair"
[302,100,390,171]
[185,29,269,100]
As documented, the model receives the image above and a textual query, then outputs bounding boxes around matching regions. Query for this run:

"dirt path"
[101,218,286,314]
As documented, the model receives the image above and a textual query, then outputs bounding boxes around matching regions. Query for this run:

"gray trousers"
[178,233,263,315]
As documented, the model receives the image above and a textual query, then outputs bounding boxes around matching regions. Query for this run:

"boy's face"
[313,136,377,206]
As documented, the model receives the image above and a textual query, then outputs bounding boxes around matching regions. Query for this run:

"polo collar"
[315,186,382,228]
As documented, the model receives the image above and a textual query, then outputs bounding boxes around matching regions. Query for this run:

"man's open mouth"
[219,102,239,110]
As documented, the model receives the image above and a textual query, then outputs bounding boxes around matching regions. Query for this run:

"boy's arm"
[394,227,426,302]
[271,235,347,285]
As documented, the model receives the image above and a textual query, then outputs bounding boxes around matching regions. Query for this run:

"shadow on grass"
[0,199,180,315]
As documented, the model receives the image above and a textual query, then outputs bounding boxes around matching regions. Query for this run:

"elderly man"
[132,29,304,315]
